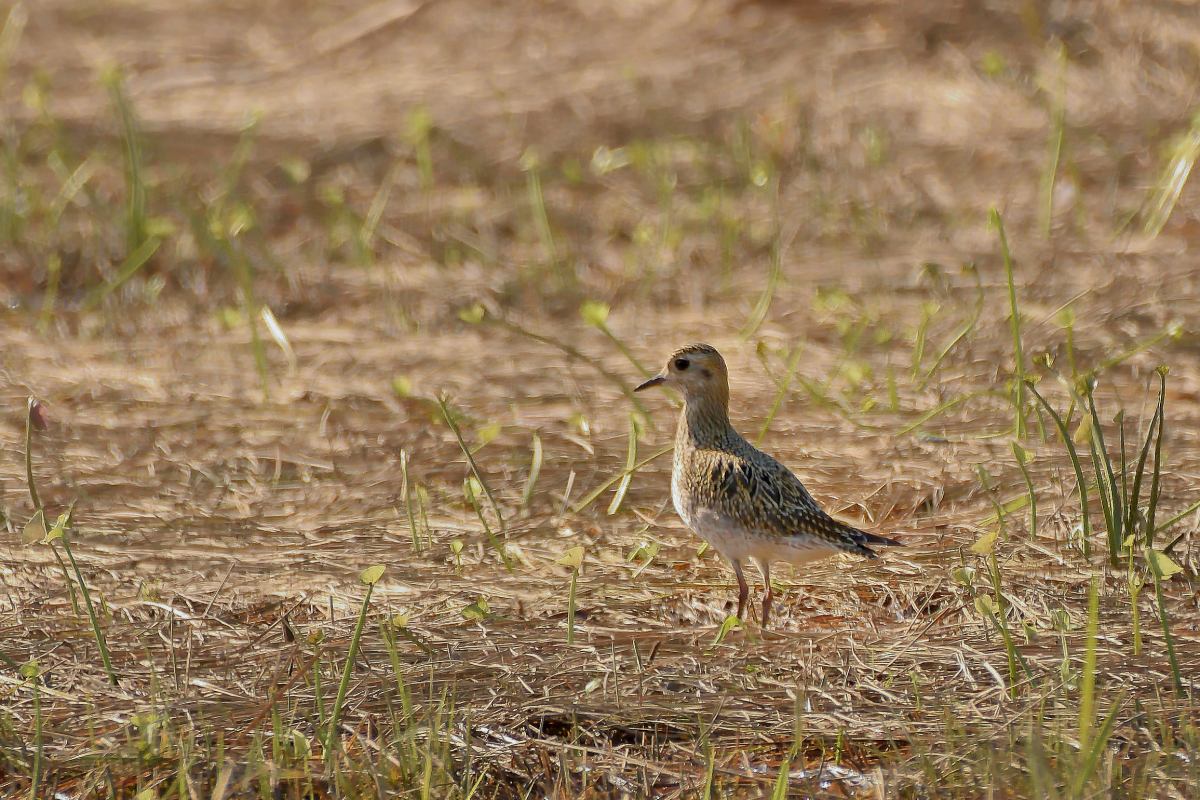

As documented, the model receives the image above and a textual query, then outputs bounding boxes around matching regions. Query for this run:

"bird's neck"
[676,393,735,450]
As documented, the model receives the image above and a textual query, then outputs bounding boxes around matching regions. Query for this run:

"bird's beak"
[634,373,666,392]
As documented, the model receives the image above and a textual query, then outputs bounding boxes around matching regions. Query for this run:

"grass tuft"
[325,565,384,767]
[1027,381,1093,554]
[24,398,119,687]
[103,68,149,255]
[436,394,513,570]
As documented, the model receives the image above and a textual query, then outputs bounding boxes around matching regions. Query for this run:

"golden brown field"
[2,1,1200,797]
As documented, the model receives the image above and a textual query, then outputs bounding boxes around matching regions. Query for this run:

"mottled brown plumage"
[635,343,898,626]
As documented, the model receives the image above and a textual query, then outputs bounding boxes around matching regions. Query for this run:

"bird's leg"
[760,560,773,628]
[732,559,749,621]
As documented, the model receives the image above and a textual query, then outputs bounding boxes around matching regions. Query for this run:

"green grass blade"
[37,254,61,332]
[521,432,543,508]
[770,753,791,800]
[756,345,803,445]
[1147,549,1184,694]
[1026,717,1060,800]
[1026,382,1092,552]
[399,450,421,552]
[1143,111,1200,238]
[607,415,640,515]
[1084,321,1182,381]
[910,302,935,379]
[1126,380,1162,542]
[520,150,557,266]
[740,211,790,340]
[1012,442,1037,540]
[700,742,716,799]
[0,5,28,89]
[1083,385,1121,563]
[325,578,376,763]
[572,445,673,514]
[1072,694,1124,798]
[921,272,984,388]
[991,209,1027,439]
[1040,43,1067,239]
[601,323,653,377]
[1077,579,1098,754]
[103,69,147,254]
[230,244,271,402]
[358,163,399,262]
[82,236,161,310]
[1118,410,1129,511]
[26,402,119,686]
[894,389,1002,437]
[489,315,652,423]
[1145,367,1168,544]
[1156,498,1200,553]
[437,396,512,570]
[48,155,96,227]
[24,397,42,512]
[60,526,120,687]
[565,567,578,645]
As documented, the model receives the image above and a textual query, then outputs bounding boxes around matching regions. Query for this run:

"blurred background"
[2,1,1200,796]
[4,1,1198,316]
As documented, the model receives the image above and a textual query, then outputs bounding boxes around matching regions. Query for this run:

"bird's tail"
[857,529,901,548]
[825,516,900,558]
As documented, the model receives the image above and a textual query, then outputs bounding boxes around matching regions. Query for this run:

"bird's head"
[634,343,729,407]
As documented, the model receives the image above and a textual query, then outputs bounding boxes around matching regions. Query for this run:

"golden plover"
[634,343,898,626]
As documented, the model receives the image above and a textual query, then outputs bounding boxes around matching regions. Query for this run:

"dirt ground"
[2,1,1200,797]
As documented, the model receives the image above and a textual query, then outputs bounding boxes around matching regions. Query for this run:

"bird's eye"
[674,358,690,371]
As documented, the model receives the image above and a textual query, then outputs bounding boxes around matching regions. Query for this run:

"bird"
[634,343,899,627]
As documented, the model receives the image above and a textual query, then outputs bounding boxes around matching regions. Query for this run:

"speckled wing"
[703,448,898,557]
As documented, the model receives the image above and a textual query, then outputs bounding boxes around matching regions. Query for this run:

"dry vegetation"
[2,0,1200,797]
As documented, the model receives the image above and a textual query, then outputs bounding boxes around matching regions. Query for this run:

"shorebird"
[634,343,898,626]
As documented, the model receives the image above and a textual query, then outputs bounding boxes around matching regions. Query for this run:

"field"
[2,1,1200,797]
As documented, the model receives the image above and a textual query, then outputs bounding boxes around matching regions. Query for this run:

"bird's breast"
[670,466,692,528]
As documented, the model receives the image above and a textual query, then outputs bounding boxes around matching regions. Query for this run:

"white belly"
[673,473,837,566]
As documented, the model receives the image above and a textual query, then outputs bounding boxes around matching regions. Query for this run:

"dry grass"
[2,0,1200,797]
